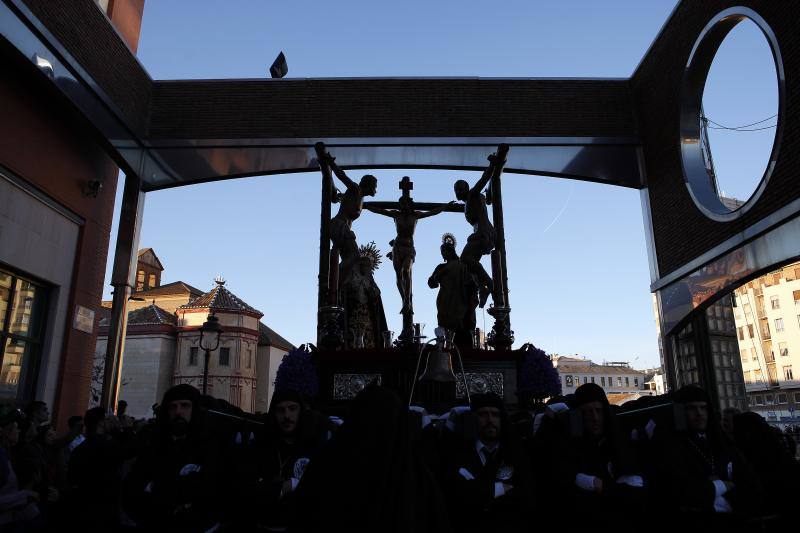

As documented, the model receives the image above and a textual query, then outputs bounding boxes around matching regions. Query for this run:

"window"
[246,349,252,369]
[219,347,230,366]
[136,270,145,291]
[0,270,47,408]
[777,393,787,404]
[148,274,156,288]
[744,303,752,316]
[583,376,588,385]
[754,395,763,405]
[747,324,754,338]
[565,375,574,387]
[189,347,198,366]
[754,369,763,382]
[765,394,774,404]
[795,392,800,403]
[634,378,639,387]
[617,377,622,387]
[590,376,595,384]
[779,342,788,357]
[771,296,780,309]
[625,377,630,387]
[794,290,800,305]
[601,376,606,387]
[743,371,751,383]
[738,327,744,340]
[784,366,793,381]
[775,318,785,332]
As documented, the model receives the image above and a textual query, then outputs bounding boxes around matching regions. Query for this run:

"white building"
[553,356,652,405]
[733,262,800,428]
[94,250,293,419]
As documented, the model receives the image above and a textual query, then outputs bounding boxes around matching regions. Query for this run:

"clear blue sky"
[103,0,779,369]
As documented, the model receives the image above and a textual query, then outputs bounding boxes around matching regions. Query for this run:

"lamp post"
[199,313,222,395]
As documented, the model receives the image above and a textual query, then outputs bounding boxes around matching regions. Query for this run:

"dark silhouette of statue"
[428,234,479,348]
[454,159,497,308]
[342,242,387,349]
[366,192,454,316]
[320,153,378,286]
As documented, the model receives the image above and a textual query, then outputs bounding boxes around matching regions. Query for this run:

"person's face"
[71,421,84,436]
[275,401,301,436]
[118,403,127,415]
[168,399,193,424]
[580,401,605,438]
[685,401,708,433]
[44,428,56,446]
[454,182,469,201]
[35,405,49,423]
[2,422,19,446]
[476,407,501,443]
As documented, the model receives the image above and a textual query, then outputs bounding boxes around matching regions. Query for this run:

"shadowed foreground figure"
[546,383,645,527]
[445,393,531,533]
[292,385,451,533]
[651,385,762,527]
[123,384,223,532]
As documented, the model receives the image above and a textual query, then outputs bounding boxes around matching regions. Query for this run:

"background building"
[734,261,800,428]
[553,356,652,405]
[94,251,293,418]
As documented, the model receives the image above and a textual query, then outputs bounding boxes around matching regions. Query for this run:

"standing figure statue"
[320,153,378,287]
[366,194,454,316]
[454,157,497,307]
[342,242,388,349]
[428,234,479,348]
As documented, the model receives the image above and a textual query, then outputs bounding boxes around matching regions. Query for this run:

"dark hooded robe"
[231,389,327,530]
[122,384,224,532]
[546,383,645,526]
[445,393,532,533]
[649,385,762,527]
[291,385,451,533]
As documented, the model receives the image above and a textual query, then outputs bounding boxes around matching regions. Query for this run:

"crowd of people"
[1,382,798,532]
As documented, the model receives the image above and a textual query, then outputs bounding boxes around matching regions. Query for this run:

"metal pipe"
[452,344,472,406]
[100,172,145,412]
[202,349,210,395]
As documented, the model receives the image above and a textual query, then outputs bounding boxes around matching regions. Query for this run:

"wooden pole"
[315,143,333,311]
[490,144,510,309]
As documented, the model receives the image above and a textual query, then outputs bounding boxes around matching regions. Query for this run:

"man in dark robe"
[123,384,223,531]
[67,406,124,529]
[650,385,761,526]
[545,383,645,526]
[292,385,451,533]
[233,389,326,530]
[446,393,531,533]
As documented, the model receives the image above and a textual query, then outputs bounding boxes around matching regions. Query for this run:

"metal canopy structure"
[3,0,799,404]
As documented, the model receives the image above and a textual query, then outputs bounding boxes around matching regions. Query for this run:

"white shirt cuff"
[714,494,733,513]
[494,481,506,498]
[712,479,728,498]
[575,473,597,492]
[616,475,644,488]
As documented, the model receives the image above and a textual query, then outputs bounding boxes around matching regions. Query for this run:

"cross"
[399,176,413,200]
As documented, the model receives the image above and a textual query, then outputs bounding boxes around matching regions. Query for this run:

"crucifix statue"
[365,177,455,341]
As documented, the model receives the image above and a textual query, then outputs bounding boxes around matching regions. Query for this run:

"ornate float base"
[314,346,522,415]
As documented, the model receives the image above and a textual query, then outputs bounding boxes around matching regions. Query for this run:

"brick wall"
[632,0,800,277]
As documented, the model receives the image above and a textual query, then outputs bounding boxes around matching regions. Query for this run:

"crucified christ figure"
[365,178,453,319]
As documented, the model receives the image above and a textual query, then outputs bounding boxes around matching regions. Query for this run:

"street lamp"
[199,313,223,395]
